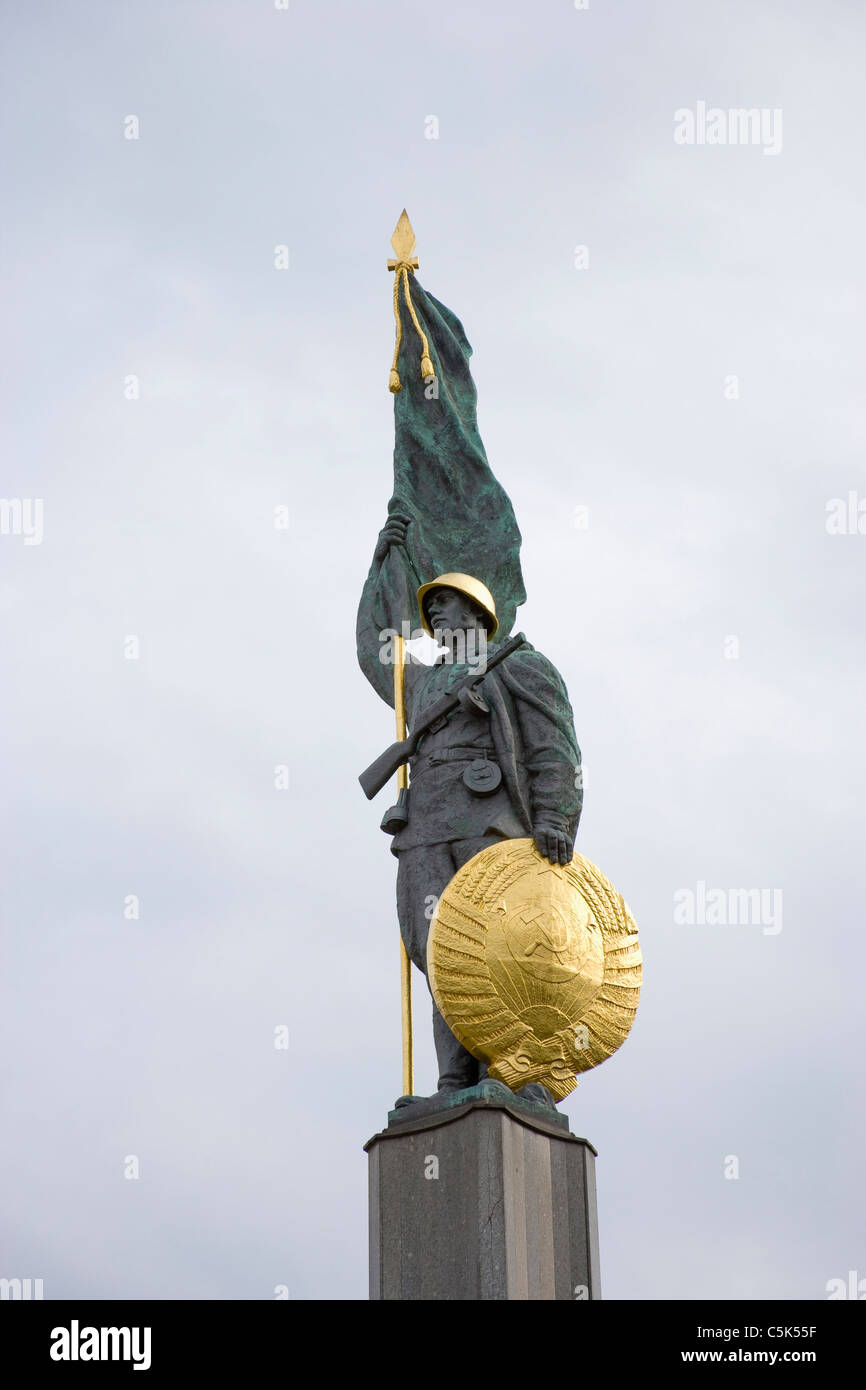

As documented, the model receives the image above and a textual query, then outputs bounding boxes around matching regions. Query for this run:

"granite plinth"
[365,1085,600,1301]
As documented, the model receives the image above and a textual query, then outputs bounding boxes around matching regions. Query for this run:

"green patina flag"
[357,274,526,700]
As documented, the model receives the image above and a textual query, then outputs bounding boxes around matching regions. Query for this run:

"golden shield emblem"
[427,839,642,1101]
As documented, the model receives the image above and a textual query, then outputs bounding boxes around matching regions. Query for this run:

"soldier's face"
[426,587,487,636]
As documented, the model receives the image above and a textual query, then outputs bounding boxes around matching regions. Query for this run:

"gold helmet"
[416,572,499,638]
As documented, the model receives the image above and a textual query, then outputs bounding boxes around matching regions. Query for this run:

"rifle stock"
[359,737,417,800]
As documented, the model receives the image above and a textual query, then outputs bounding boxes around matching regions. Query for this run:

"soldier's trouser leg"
[396,835,503,1092]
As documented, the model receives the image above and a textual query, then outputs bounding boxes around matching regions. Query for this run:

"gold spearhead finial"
[387,209,419,272]
[386,209,434,392]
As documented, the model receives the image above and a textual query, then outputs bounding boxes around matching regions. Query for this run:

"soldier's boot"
[516,1081,557,1109]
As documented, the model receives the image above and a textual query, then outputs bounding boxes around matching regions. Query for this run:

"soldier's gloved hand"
[533,824,574,866]
[374,513,411,563]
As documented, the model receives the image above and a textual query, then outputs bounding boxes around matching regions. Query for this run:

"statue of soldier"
[357,232,583,1107]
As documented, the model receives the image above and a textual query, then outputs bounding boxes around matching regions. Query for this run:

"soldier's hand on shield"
[533,824,574,866]
[374,513,411,562]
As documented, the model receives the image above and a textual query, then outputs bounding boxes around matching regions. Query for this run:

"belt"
[411,746,497,778]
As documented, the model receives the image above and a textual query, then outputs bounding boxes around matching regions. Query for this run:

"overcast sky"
[2,0,864,1300]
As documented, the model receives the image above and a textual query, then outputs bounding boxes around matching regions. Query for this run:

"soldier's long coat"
[388,642,582,851]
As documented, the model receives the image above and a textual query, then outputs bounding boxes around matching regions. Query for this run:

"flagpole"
[394,633,414,1096]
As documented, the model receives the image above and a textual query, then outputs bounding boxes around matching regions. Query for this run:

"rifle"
[358,632,526,800]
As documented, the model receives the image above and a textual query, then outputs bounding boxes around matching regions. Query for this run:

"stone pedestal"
[365,1082,600,1301]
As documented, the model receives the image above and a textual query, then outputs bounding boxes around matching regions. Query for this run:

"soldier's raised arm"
[356,509,418,707]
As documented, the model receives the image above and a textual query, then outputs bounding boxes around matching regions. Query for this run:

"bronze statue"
[357,214,640,1109]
